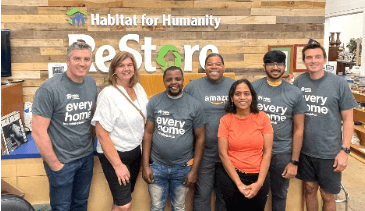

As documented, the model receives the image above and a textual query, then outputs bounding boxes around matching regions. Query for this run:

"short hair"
[302,44,327,61]
[163,66,184,79]
[67,41,92,59]
[107,52,139,88]
[225,79,259,114]
[263,50,286,65]
[204,53,224,66]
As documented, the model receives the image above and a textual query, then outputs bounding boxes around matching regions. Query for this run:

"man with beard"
[252,50,307,211]
[142,66,206,211]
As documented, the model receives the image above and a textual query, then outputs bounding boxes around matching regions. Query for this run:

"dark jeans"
[193,157,226,211]
[269,153,291,211]
[216,163,270,211]
[43,153,94,211]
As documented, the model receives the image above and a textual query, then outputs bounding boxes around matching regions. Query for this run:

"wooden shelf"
[352,91,365,103]
[351,92,365,161]
[354,125,365,133]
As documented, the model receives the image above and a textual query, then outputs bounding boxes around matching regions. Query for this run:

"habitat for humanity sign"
[66,8,222,29]
[69,34,219,73]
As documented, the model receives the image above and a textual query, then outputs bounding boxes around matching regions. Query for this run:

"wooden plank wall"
[1,0,325,103]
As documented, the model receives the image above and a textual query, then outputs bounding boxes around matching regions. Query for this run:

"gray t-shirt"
[147,92,207,166]
[252,78,307,154]
[294,72,358,159]
[32,72,97,163]
[184,76,235,161]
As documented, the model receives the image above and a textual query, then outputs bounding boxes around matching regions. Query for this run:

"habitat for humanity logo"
[67,8,87,26]
[156,45,182,71]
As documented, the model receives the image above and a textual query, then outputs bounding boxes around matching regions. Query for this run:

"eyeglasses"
[266,62,285,67]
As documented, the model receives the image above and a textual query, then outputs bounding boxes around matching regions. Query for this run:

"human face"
[205,56,225,83]
[164,69,184,96]
[11,124,22,138]
[264,62,286,81]
[303,48,327,74]
[66,49,92,83]
[232,83,252,112]
[115,57,135,85]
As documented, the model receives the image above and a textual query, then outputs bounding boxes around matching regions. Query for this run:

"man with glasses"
[252,50,307,211]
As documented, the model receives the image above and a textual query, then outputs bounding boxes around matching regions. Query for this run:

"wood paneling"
[0,0,324,104]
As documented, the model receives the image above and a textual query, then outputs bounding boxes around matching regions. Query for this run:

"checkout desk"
[1,136,304,211]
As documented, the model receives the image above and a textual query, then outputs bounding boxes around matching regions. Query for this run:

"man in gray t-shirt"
[184,53,234,211]
[293,44,357,211]
[252,50,307,211]
[32,42,97,211]
[142,66,206,211]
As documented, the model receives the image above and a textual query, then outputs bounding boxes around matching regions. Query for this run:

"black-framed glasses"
[265,62,285,67]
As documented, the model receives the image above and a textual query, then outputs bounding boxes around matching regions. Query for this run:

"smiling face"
[303,48,327,74]
[232,82,252,112]
[66,49,92,83]
[264,62,286,81]
[114,57,135,85]
[163,69,184,96]
[205,56,225,83]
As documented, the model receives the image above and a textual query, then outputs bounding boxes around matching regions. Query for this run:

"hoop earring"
[112,73,117,77]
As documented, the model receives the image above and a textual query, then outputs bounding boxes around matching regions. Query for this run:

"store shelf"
[351,92,365,161]
[352,91,365,103]
[350,144,365,164]
[354,108,365,124]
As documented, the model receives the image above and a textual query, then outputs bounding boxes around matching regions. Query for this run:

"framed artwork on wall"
[48,63,67,79]
[268,45,294,76]
[294,44,307,72]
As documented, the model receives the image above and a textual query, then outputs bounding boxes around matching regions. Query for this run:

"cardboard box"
[1,179,25,197]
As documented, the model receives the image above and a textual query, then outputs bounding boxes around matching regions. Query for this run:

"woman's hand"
[244,182,262,199]
[114,163,130,186]
[237,182,251,197]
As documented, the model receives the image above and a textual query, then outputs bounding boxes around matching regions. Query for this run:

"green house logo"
[66,8,87,26]
[156,45,183,71]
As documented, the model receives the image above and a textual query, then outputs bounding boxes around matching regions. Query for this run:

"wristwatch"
[341,147,351,154]
[290,159,299,166]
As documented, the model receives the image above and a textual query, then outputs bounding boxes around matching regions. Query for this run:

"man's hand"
[114,163,130,186]
[142,166,154,184]
[333,150,348,172]
[50,162,64,172]
[282,163,298,179]
[184,170,198,187]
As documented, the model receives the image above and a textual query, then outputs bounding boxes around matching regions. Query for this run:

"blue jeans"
[193,157,226,211]
[269,153,291,211]
[44,153,94,211]
[148,162,191,211]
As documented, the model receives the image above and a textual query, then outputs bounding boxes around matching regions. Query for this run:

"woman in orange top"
[217,79,273,211]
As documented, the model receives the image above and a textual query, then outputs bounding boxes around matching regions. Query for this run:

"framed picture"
[1,111,28,155]
[268,45,294,76]
[48,63,67,79]
[294,44,307,72]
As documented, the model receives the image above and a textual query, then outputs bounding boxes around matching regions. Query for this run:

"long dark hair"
[225,79,259,114]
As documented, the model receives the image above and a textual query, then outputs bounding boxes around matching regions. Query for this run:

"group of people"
[32,41,357,211]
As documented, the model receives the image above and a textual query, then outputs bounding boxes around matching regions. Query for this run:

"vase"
[330,32,336,47]
[336,32,341,47]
